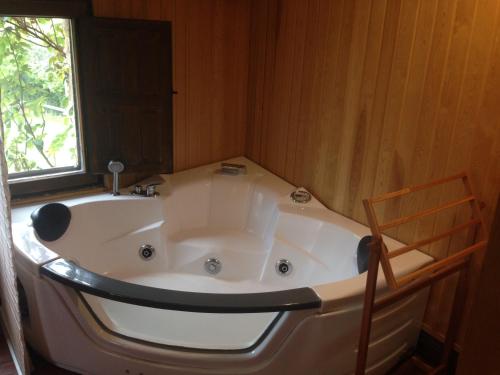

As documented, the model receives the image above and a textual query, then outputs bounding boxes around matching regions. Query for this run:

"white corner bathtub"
[12,157,432,375]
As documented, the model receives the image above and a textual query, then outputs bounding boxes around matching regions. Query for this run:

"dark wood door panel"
[76,16,173,174]
[87,104,166,170]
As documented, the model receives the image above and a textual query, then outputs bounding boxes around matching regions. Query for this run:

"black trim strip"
[41,259,321,313]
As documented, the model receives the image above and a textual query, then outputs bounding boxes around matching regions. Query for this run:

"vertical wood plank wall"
[246,0,500,340]
[92,0,250,172]
[457,195,500,374]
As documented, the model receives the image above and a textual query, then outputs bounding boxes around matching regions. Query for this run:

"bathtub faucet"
[107,160,125,196]
[131,175,164,197]
[132,184,159,197]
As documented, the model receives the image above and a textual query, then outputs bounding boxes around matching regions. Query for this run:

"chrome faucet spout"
[107,160,125,196]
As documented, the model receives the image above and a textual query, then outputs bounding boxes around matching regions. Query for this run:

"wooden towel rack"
[355,172,489,375]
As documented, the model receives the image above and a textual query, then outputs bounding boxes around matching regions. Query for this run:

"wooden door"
[76,17,173,174]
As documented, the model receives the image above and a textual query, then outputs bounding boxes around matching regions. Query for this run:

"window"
[0,0,99,198]
[1,1,173,199]
[0,16,84,181]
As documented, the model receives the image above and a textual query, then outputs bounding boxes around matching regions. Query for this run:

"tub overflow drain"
[276,259,293,276]
[290,189,312,203]
[205,258,221,275]
[139,244,155,260]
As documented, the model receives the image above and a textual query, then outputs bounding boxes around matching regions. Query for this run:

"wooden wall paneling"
[294,1,350,193]
[457,195,500,375]
[254,0,279,166]
[371,0,420,233]
[428,0,496,336]
[443,0,500,340]
[392,0,438,244]
[282,0,308,183]
[245,0,281,165]
[244,0,265,164]
[446,0,498,252]
[246,0,500,342]
[186,0,212,167]
[263,0,299,176]
[289,0,325,187]
[343,0,388,221]
[223,0,250,161]
[170,0,187,170]
[352,0,399,223]
[395,0,459,335]
[410,0,458,256]
[211,2,226,162]
[92,0,250,172]
[470,3,500,227]
[331,0,372,214]
[414,0,474,334]
[313,0,355,208]
[482,129,500,222]
[426,0,478,261]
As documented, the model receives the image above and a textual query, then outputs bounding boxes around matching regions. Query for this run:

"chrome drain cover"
[276,259,293,276]
[139,244,155,260]
[205,258,221,275]
[290,189,312,203]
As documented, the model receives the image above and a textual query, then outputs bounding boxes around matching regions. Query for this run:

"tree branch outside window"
[0,17,80,176]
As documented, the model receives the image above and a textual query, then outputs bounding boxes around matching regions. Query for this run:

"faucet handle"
[133,184,144,195]
[146,184,159,197]
[131,183,160,197]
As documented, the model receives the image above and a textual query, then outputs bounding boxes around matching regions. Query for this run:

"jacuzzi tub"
[12,157,432,375]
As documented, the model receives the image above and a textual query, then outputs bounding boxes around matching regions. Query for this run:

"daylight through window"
[0,17,83,180]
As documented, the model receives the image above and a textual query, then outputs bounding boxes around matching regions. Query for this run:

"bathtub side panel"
[263,288,429,375]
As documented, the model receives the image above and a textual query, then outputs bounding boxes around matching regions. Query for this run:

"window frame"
[0,0,101,199]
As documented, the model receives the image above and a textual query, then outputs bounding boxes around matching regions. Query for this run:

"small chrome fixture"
[131,175,164,197]
[218,162,247,175]
[132,184,159,197]
[276,259,293,276]
[204,258,222,275]
[107,160,125,196]
[290,189,312,204]
[139,244,155,260]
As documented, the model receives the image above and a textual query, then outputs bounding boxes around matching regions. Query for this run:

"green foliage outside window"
[0,17,80,176]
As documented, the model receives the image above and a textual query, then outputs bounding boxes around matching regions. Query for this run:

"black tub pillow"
[31,203,71,242]
[356,235,373,274]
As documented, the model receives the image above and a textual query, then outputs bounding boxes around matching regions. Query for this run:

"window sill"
[9,172,102,201]
[10,185,106,207]
[8,168,87,184]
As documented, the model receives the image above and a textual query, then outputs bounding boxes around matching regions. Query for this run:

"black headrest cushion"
[357,235,373,274]
[31,203,71,242]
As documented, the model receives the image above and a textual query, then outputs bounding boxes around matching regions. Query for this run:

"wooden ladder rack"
[355,172,488,375]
